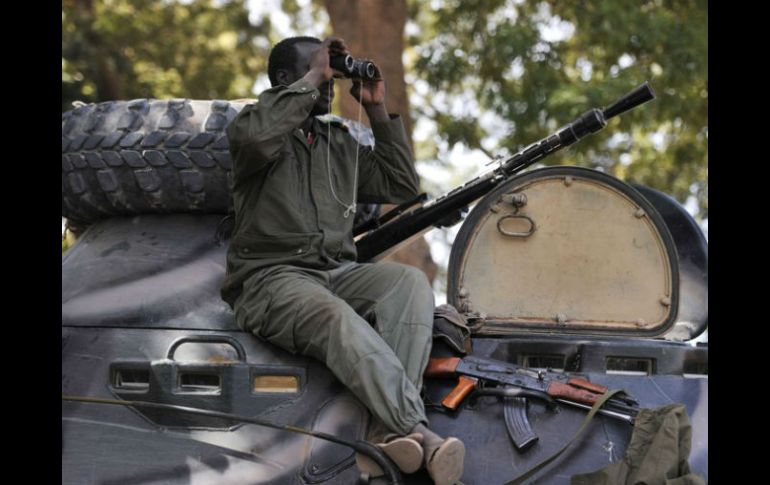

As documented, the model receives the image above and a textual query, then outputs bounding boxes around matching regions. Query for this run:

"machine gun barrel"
[355,82,655,262]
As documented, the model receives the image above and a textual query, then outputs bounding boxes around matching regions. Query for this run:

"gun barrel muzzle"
[603,82,655,119]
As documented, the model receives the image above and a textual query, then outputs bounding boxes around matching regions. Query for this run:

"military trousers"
[234,261,435,435]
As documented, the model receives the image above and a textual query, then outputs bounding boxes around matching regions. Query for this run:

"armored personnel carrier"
[61,93,707,484]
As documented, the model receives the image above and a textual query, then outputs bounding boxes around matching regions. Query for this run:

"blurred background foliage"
[408,0,707,221]
[62,0,270,111]
[62,0,707,256]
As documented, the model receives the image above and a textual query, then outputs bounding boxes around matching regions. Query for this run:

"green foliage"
[62,0,270,112]
[409,0,707,220]
[61,0,708,220]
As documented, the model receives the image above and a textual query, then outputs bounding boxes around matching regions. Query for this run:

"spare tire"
[62,99,244,222]
[62,100,380,226]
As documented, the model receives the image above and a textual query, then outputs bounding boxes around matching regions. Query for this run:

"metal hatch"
[447,166,680,337]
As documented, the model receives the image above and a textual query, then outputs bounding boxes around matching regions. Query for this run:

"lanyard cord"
[325,79,362,218]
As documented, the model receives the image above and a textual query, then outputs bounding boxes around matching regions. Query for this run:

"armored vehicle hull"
[62,100,707,484]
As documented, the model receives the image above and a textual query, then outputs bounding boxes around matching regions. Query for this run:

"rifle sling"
[504,389,622,485]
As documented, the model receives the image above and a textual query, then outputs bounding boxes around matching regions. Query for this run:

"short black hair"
[268,36,322,86]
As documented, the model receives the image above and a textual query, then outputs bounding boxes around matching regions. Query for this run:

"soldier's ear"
[276,69,292,86]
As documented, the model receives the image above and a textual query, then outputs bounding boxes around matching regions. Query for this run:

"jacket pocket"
[233,232,317,259]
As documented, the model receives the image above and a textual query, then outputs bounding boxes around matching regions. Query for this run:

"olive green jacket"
[221,78,419,306]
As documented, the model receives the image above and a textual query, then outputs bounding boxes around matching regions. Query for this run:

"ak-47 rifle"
[354,83,656,261]
[425,355,640,451]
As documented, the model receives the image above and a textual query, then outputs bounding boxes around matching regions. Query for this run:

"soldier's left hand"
[350,63,385,106]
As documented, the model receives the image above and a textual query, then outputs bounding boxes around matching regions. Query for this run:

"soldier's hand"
[307,37,349,85]
[328,38,349,78]
[350,63,385,106]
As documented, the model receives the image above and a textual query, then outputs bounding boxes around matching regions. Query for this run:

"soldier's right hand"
[307,37,348,85]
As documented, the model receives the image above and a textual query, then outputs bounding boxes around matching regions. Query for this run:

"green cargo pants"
[235,261,434,435]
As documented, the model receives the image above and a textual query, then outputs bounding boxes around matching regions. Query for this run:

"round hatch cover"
[448,166,679,337]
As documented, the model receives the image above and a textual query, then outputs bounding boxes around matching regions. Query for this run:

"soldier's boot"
[356,433,424,476]
[424,437,465,485]
[412,424,465,485]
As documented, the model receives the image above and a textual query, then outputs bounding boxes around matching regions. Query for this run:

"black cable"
[62,395,403,485]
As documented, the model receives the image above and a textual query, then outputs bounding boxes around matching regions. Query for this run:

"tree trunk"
[322,0,412,139]
[73,0,123,101]
[323,0,437,284]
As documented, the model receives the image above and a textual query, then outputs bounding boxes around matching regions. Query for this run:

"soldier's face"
[294,41,334,115]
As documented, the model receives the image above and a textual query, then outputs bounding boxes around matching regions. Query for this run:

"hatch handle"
[497,214,536,238]
[166,335,247,362]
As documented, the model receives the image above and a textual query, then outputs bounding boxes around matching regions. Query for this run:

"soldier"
[220,36,465,484]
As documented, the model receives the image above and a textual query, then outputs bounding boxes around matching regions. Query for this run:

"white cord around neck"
[325,80,362,218]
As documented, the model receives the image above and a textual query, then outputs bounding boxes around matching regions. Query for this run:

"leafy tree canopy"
[62,0,707,221]
[408,0,707,220]
[62,0,270,112]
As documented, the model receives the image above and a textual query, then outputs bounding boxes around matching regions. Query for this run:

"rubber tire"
[62,99,381,227]
[62,99,245,223]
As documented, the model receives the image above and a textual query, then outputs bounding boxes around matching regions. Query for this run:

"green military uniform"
[221,78,434,435]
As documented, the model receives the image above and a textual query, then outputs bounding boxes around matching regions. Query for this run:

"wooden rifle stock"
[425,357,478,410]
[424,357,461,377]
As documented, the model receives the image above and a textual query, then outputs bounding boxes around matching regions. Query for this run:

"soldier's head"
[268,36,333,115]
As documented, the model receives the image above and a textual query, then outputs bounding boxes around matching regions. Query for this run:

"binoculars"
[330,54,377,80]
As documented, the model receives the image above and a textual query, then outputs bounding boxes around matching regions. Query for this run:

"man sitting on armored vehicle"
[220,35,465,484]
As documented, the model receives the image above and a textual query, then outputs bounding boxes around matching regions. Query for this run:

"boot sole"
[356,436,424,476]
[427,437,465,485]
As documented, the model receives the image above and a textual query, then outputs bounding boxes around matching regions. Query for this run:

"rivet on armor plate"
[636,319,646,327]
[511,193,527,206]
[556,313,567,324]
[660,296,671,307]
[634,208,646,218]
[501,193,527,207]
[564,176,573,186]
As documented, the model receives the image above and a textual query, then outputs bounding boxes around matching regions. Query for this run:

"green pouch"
[571,404,705,485]
[432,304,472,355]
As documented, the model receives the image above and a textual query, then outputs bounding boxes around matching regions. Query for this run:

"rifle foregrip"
[567,377,607,394]
[441,376,478,410]
[425,357,461,378]
[547,381,601,406]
